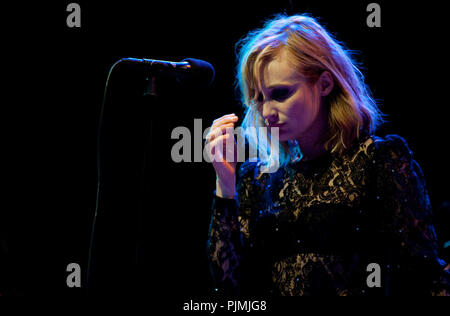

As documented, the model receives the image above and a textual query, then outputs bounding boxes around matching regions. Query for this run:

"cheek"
[276,101,306,141]
[282,94,319,137]
[284,99,309,125]
[294,87,320,118]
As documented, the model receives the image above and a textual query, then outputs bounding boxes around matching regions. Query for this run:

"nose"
[261,102,278,125]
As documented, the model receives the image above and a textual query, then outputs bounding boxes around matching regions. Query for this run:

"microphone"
[119,58,191,69]
[116,57,215,87]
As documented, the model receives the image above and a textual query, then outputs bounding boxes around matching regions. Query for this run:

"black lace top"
[207,134,450,296]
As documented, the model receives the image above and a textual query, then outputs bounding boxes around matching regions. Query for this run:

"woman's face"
[255,49,332,143]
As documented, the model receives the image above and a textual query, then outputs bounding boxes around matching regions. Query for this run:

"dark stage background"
[2,0,449,301]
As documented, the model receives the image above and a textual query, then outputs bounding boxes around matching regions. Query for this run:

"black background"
[2,0,449,302]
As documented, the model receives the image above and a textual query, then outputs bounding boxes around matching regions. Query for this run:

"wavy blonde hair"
[236,13,386,169]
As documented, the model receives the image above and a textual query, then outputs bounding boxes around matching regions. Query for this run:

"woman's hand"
[205,114,239,199]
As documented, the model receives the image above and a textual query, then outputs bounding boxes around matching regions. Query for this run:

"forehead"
[257,48,303,89]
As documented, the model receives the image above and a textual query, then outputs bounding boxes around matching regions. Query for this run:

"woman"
[206,14,449,296]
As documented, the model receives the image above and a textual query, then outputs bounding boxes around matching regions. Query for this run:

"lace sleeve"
[206,161,260,295]
[372,134,450,296]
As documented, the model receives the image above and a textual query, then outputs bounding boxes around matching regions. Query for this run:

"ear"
[318,71,334,97]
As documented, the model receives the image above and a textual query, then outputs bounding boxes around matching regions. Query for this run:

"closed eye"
[271,87,294,102]
[253,85,295,107]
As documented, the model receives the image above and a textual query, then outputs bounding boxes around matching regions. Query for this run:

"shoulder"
[339,133,413,166]
[343,134,418,174]
[367,134,415,162]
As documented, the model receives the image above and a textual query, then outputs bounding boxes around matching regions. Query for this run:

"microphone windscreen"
[182,58,215,87]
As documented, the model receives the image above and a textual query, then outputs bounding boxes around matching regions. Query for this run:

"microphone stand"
[87,60,162,296]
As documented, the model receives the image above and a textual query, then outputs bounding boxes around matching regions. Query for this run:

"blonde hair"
[236,13,386,169]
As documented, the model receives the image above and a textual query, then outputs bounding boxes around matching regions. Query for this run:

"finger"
[212,113,236,124]
[206,123,235,143]
[212,114,238,128]
[206,134,235,162]
[212,115,238,128]
[222,133,238,162]
[206,132,233,151]
[205,134,228,161]
[211,123,235,138]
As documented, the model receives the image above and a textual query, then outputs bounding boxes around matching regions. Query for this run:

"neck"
[296,106,329,161]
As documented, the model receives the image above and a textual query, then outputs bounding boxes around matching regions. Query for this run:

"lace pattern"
[207,134,450,296]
